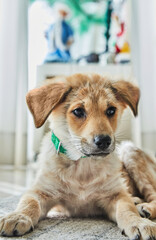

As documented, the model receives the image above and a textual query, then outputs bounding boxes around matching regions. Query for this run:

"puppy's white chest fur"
[37,134,122,217]
[56,156,121,216]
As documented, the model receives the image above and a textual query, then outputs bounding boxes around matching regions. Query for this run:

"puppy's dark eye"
[72,108,86,118]
[106,107,116,117]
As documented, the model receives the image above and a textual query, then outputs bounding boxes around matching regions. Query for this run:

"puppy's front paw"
[123,218,156,240]
[137,203,152,219]
[0,212,33,237]
[132,197,143,205]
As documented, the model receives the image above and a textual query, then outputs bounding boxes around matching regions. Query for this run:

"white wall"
[131,0,156,151]
[0,0,28,165]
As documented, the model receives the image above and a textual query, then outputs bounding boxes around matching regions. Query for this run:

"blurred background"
[0,0,156,197]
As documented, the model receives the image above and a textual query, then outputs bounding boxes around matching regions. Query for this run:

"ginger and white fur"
[1,73,156,240]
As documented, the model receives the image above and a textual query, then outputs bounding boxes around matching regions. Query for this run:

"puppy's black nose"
[94,135,111,150]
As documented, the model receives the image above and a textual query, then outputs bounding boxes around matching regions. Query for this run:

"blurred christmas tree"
[29,0,109,35]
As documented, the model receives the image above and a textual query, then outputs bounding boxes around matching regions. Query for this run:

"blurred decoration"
[29,0,109,34]
[114,13,130,54]
[104,0,113,52]
[29,0,130,64]
[44,3,74,63]
[77,52,100,63]
[111,0,130,63]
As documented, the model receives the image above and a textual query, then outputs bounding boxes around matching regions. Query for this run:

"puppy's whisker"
[115,135,127,140]
[115,131,127,139]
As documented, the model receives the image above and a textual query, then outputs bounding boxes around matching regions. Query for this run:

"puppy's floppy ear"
[26,83,71,128]
[111,80,140,116]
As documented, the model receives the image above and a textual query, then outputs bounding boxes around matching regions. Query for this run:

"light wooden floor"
[0,165,36,198]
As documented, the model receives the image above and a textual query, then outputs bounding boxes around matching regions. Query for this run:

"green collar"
[51,132,87,158]
[51,132,67,154]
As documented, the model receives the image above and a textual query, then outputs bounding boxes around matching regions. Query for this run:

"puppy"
[1,73,156,239]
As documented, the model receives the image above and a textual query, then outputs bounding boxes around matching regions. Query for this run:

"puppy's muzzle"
[79,134,115,156]
[94,135,111,150]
